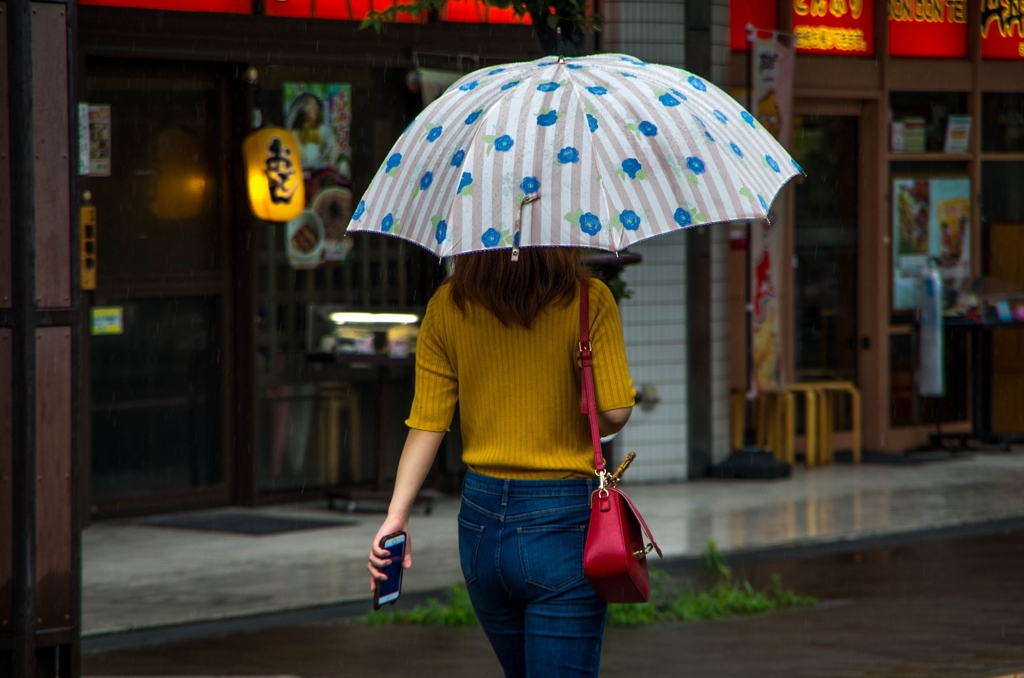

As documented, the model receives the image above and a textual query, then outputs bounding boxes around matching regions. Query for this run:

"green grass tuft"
[362,584,478,626]
[607,541,817,625]
[361,542,816,627]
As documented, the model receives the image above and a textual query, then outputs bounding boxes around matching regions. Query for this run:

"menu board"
[892,177,971,310]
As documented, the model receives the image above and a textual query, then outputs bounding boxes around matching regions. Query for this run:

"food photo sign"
[892,176,971,310]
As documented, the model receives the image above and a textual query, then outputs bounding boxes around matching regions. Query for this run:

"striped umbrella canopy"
[347,53,801,257]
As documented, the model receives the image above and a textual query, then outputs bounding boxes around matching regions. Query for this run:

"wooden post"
[0,1,80,676]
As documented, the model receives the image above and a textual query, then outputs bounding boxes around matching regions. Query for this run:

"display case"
[307,305,422,359]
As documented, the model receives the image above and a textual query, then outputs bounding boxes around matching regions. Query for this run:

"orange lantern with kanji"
[243,127,305,222]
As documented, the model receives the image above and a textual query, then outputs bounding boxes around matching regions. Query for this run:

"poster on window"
[892,176,971,310]
[283,83,352,182]
[749,32,794,395]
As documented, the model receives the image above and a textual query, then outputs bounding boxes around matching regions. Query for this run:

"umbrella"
[347,53,801,257]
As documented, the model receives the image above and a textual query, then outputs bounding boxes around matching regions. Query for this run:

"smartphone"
[373,531,407,610]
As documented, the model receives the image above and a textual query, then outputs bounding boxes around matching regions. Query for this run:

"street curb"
[82,514,1024,655]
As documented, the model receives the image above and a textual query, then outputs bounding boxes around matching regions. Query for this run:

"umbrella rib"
[561,70,625,253]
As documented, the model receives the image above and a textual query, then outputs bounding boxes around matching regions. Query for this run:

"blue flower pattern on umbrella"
[638,121,658,137]
[353,55,797,255]
[673,208,692,228]
[385,153,402,175]
[580,212,602,235]
[482,228,501,248]
[619,210,641,231]
[558,147,579,164]
[536,110,558,126]
[621,158,643,179]
[658,92,681,107]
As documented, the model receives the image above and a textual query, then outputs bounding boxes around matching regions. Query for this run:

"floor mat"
[136,510,357,535]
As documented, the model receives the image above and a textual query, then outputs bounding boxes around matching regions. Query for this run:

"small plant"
[362,584,478,626]
[361,542,815,627]
[606,540,816,625]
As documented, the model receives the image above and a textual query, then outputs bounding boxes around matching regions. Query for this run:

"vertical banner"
[749,33,794,395]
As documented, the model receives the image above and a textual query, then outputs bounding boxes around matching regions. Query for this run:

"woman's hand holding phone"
[368,516,411,592]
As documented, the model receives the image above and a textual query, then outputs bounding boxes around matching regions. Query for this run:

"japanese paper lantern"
[243,127,305,222]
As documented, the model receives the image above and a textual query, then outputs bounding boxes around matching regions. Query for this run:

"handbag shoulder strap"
[579,281,605,475]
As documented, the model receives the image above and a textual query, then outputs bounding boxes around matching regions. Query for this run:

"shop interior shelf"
[888,152,973,161]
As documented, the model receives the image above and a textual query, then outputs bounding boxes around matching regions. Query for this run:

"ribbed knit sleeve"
[405,293,458,432]
[589,279,637,412]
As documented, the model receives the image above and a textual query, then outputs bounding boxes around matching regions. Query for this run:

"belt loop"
[501,479,510,508]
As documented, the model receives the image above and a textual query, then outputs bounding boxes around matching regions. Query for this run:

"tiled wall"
[710,0,732,465]
[618,231,689,482]
[604,0,733,480]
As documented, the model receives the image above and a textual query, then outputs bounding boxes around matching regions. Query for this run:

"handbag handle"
[579,281,605,476]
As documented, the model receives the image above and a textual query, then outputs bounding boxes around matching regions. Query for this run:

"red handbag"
[579,283,662,604]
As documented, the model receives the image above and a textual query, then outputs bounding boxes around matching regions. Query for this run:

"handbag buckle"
[633,543,654,561]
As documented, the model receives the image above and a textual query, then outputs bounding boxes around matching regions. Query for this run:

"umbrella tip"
[556,26,564,62]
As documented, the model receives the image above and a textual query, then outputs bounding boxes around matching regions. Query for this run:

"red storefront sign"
[982,1,1024,59]
[81,0,250,12]
[82,0,527,24]
[730,0,778,51]
[889,0,967,57]
[791,0,874,56]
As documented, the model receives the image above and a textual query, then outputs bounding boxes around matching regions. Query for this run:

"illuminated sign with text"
[982,1,1024,59]
[792,0,874,56]
[888,0,967,58]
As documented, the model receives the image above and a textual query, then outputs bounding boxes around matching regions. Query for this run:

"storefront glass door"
[84,62,230,514]
[792,116,860,391]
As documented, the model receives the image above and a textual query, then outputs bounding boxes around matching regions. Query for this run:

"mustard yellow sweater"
[406,278,636,479]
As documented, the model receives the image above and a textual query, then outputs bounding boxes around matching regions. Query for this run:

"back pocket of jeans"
[458,517,485,585]
[517,525,587,592]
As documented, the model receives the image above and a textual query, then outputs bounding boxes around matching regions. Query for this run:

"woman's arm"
[367,428,446,591]
[598,406,632,437]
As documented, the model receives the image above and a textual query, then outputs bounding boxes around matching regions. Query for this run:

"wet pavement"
[83,528,1024,677]
[83,452,1024,636]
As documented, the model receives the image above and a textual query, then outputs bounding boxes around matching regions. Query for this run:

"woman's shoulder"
[587,277,616,308]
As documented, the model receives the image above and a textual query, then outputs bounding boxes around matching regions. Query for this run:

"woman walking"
[368,247,635,678]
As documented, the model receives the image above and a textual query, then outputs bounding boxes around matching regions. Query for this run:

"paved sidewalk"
[83,452,1024,637]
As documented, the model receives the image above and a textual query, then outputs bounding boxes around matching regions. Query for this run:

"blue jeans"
[458,471,606,678]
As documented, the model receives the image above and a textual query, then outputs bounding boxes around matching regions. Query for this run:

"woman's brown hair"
[447,247,590,328]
